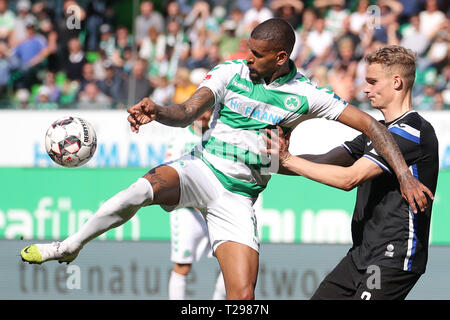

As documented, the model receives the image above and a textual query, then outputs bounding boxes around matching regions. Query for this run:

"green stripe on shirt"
[202,135,271,169]
[226,74,310,115]
[195,152,267,198]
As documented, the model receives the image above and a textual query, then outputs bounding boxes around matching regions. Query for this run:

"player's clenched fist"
[127,98,158,133]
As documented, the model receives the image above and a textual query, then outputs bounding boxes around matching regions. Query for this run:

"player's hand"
[127,97,157,133]
[398,172,434,214]
[262,126,292,165]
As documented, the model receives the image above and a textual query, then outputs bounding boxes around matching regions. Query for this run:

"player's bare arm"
[127,87,215,132]
[264,127,355,175]
[264,126,382,190]
[337,105,434,213]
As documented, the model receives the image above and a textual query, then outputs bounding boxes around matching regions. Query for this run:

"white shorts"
[170,207,212,264]
[162,155,260,254]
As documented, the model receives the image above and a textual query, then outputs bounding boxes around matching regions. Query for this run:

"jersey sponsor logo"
[203,74,212,81]
[385,243,394,257]
[228,98,283,125]
[284,95,300,111]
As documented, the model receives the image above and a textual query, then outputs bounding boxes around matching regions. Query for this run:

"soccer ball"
[45,116,97,167]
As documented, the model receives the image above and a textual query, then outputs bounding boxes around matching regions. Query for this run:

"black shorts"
[311,253,421,300]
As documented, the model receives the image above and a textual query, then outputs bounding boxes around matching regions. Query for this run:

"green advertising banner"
[1,168,449,244]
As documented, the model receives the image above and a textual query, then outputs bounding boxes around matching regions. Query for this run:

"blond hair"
[365,45,417,91]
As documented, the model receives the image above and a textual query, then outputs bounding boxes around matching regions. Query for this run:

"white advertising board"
[0,110,449,168]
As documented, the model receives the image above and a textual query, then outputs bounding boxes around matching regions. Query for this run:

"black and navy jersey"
[342,110,439,274]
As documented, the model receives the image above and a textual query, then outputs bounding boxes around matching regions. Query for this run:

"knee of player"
[230,285,254,300]
[126,178,154,206]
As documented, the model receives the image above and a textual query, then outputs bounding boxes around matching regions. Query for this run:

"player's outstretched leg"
[20,177,155,264]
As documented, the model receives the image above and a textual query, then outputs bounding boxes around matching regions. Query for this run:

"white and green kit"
[164,59,348,252]
[165,126,213,263]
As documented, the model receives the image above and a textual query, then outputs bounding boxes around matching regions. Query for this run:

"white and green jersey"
[195,59,348,198]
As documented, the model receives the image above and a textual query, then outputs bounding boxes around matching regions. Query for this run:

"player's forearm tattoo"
[155,87,215,127]
[368,117,408,177]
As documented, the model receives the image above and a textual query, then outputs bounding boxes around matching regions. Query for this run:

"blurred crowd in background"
[0,0,448,111]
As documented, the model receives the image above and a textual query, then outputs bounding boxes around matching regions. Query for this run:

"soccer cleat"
[20,241,80,265]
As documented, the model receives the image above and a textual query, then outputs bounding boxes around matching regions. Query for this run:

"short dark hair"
[250,18,296,55]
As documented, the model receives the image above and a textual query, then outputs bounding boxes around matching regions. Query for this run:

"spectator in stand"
[414,83,440,111]
[123,46,135,74]
[289,8,315,62]
[79,63,96,93]
[315,0,349,39]
[206,43,221,69]
[150,75,174,107]
[99,24,115,60]
[310,65,332,90]
[419,0,446,41]
[422,29,448,71]
[114,25,133,60]
[158,18,189,81]
[0,0,15,42]
[184,29,211,71]
[328,38,358,104]
[335,16,361,53]
[348,0,370,35]
[9,0,33,47]
[64,37,87,82]
[10,16,47,89]
[92,49,108,81]
[184,1,219,45]
[37,18,59,72]
[218,20,241,60]
[227,8,246,38]
[270,0,304,30]
[139,26,165,62]
[41,70,61,102]
[172,67,197,104]
[78,81,112,109]
[164,1,184,26]
[400,15,430,57]
[242,0,273,36]
[334,36,358,78]
[296,16,334,73]
[118,58,154,107]
[296,7,317,47]
[97,60,123,104]
[135,1,164,47]
[35,85,58,109]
